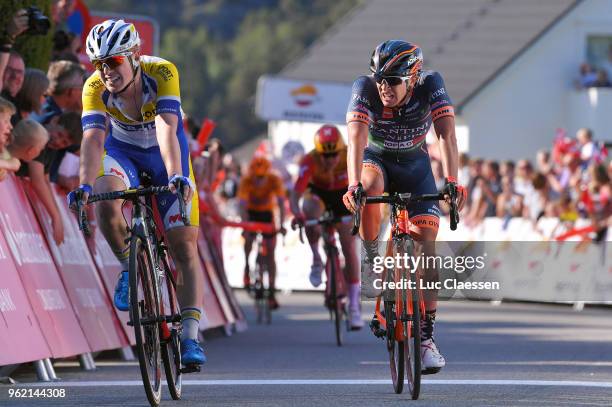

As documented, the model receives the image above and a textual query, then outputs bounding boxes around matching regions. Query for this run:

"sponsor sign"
[256,76,353,124]
[24,180,126,352]
[0,176,90,358]
[0,228,51,365]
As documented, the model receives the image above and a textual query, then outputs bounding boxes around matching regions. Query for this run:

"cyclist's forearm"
[289,189,302,216]
[347,122,368,186]
[435,116,458,180]
[79,129,105,186]
[277,196,286,224]
[155,113,183,177]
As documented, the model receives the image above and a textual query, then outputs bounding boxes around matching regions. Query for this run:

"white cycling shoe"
[360,262,381,299]
[421,338,445,373]
[309,262,323,287]
[349,307,364,330]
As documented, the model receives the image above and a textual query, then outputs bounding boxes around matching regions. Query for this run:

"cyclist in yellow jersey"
[67,20,205,365]
[238,155,286,309]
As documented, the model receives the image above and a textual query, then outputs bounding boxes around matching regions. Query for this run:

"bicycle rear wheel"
[405,295,421,399]
[384,299,404,394]
[129,236,163,407]
[159,255,182,400]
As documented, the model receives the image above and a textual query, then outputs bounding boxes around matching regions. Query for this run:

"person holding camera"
[1,6,50,103]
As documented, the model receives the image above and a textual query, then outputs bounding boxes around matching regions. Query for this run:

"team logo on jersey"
[157,65,174,82]
[168,214,182,224]
[290,84,319,107]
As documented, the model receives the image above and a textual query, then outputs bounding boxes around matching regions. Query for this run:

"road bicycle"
[295,212,353,346]
[74,173,198,407]
[242,222,282,325]
[352,184,459,399]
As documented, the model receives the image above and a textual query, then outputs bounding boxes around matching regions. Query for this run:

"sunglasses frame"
[92,55,127,71]
[374,74,407,86]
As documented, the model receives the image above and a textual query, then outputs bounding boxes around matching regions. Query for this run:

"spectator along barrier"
[436,216,612,304]
[0,174,245,373]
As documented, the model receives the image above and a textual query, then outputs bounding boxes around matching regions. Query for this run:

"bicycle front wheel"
[384,299,404,394]
[159,255,182,400]
[129,236,163,407]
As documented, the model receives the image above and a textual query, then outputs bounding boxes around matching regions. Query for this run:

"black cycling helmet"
[369,40,423,78]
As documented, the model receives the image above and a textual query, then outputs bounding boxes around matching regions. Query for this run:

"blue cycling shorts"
[363,147,440,231]
[97,136,199,230]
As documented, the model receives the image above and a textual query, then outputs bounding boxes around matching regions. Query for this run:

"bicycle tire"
[329,252,343,347]
[398,237,421,400]
[129,235,163,407]
[159,255,182,400]
[384,299,404,394]
[405,295,421,399]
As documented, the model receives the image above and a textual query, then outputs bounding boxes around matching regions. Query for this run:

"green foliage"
[83,0,360,149]
[1,0,53,71]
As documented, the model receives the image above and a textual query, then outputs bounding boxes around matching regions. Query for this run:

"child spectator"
[7,118,49,163]
[13,118,63,245]
[0,97,20,180]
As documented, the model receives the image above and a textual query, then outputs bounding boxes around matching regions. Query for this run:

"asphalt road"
[2,291,612,407]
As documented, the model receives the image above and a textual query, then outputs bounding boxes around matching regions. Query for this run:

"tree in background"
[84,0,360,149]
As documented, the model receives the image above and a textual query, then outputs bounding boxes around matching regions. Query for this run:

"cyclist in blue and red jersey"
[343,40,466,373]
[68,20,205,366]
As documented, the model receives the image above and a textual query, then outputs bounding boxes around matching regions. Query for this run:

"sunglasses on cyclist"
[92,55,127,71]
[322,152,339,158]
[374,74,406,86]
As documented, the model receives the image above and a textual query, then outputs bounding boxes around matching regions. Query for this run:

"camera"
[26,6,51,36]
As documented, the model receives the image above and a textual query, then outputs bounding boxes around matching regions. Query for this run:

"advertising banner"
[0,176,90,358]
[256,76,353,124]
[0,229,51,365]
[23,180,126,352]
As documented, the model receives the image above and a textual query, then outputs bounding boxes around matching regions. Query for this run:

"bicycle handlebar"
[74,185,190,234]
[351,185,460,235]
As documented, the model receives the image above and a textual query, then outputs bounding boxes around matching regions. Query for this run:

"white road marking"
[17,379,612,388]
[360,361,612,367]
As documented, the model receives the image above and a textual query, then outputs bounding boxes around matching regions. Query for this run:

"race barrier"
[223,211,612,305]
[0,174,246,376]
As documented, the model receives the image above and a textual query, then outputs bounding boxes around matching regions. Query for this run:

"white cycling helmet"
[85,19,140,60]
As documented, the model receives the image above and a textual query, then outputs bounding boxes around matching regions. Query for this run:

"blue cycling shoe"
[113,271,129,311]
[181,339,207,365]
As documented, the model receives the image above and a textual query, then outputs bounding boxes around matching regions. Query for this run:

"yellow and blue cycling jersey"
[81,55,198,229]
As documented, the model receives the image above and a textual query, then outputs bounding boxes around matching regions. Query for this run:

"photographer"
[1,9,28,99]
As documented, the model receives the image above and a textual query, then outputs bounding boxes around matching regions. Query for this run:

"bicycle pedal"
[369,319,386,339]
[421,367,441,375]
[180,364,201,374]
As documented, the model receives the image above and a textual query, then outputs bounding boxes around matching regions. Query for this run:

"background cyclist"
[238,155,286,310]
[290,124,363,330]
[68,20,206,366]
[342,40,466,373]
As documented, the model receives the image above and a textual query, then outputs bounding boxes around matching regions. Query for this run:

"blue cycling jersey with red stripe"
[346,71,454,156]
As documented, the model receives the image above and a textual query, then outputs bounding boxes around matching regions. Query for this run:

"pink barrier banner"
[22,180,127,352]
[0,175,90,358]
[201,220,246,329]
[197,231,235,327]
[83,212,135,345]
[0,228,51,365]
